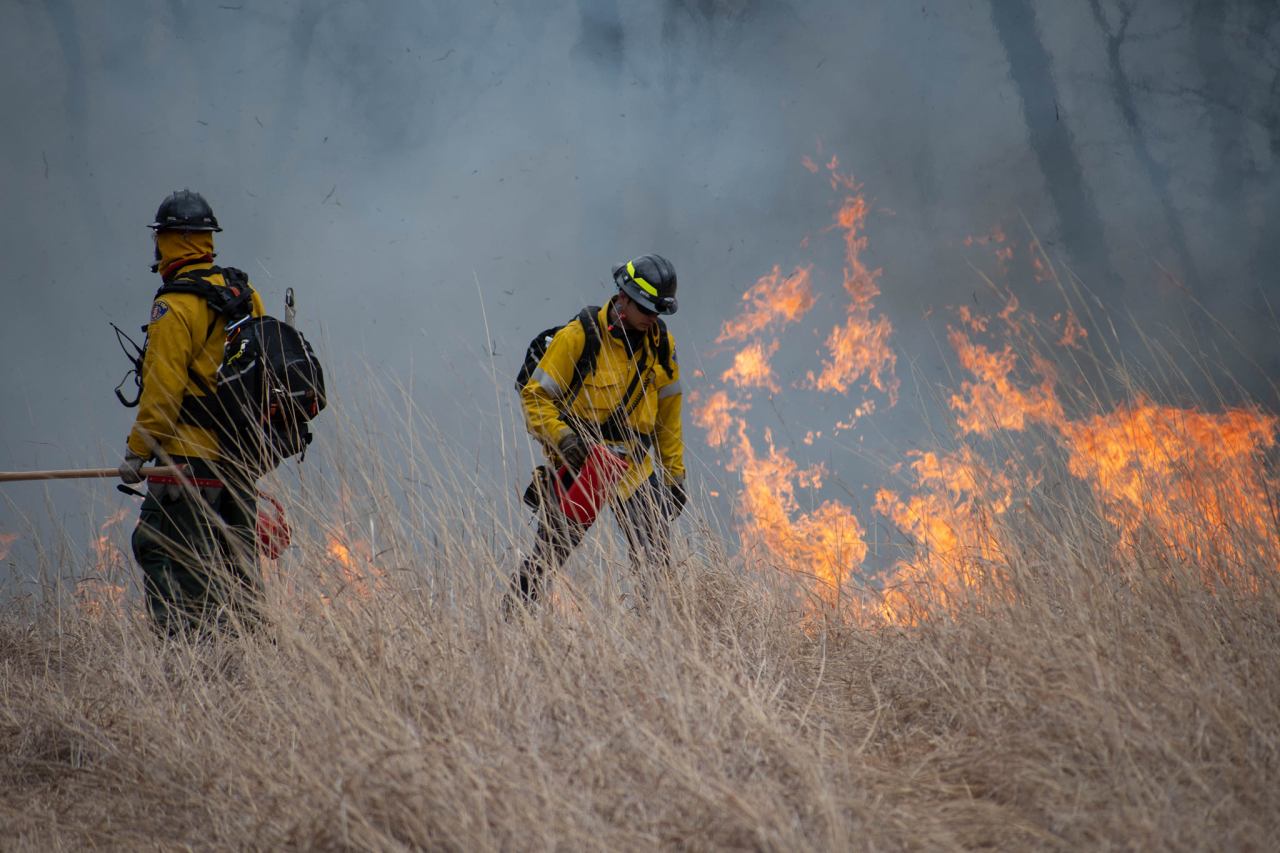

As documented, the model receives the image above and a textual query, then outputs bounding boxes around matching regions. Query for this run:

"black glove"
[118,451,147,485]
[663,479,688,519]
[557,431,588,470]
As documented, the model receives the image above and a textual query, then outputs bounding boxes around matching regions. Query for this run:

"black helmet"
[612,253,678,315]
[149,189,221,232]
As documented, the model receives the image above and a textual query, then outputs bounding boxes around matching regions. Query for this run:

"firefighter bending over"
[508,253,687,611]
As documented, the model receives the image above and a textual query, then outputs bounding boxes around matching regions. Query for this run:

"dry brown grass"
[1,404,1278,852]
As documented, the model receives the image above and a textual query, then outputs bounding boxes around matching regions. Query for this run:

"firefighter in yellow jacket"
[118,190,266,635]
[508,253,687,609]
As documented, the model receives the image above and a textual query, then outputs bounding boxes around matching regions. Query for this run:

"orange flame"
[876,449,1015,560]
[692,156,899,611]
[875,448,1021,619]
[1030,243,1054,282]
[722,340,781,393]
[933,296,1278,589]
[716,265,815,343]
[79,509,131,619]
[730,424,867,602]
[1060,399,1279,578]
[806,195,898,402]
[0,533,16,561]
[326,532,386,598]
[947,328,1063,435]
[92,509,130,573]
[697,158,1279,622]
[964,226,1013,274]
[958,305,989,333]
[1054,311,1088,349]
[690,390,744,449]
[76,577,128,620]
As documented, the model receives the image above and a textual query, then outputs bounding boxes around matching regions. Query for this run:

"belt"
[146,473,226,489]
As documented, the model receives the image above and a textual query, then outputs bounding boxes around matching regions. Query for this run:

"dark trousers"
[130,458,261,637]
[511,473,672,606]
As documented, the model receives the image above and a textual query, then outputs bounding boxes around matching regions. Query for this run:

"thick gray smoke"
[1,1,1277,580]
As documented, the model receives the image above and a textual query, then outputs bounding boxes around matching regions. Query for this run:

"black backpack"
[514,306,604,401]
[514,305,674,399]
[515,305,675,444]
[157,266,326,476]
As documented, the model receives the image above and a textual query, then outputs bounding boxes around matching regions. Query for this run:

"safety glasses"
[651,295,677,315]
[636,295,677,316]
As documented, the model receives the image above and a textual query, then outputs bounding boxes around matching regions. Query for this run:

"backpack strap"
[562,305,603,405]
[156,266,255,327]
[154,266,257,429]
[560,304,660,445]
[596,346,652,444]
[654,318,673,378]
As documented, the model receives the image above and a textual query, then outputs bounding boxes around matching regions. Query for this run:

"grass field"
[1,405,1277,851]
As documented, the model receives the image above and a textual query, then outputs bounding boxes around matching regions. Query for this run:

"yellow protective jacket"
[521,301,684,500]
[126,232,265,461]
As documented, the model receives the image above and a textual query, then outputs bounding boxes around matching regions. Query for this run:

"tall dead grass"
[1,386,1277,851]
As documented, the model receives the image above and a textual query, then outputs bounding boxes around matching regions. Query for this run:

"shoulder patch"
[150,300,171,322]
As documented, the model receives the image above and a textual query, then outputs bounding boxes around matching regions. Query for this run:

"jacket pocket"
[576,372,626,413]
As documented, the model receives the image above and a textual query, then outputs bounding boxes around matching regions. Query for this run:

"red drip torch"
[553,443,630,525]
[256,491,291,559]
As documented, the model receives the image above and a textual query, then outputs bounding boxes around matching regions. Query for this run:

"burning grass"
[0,401,1278,850]
[2,159,1276,848]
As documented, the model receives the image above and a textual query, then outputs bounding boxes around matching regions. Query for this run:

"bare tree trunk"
[1193,0,1248,200]
[1086,0,1206,301]
[1205,2,1280,395]
[574,0,625,79]
[1248,3,1280,290]
[988,0,1119,291]
[1250,58,1280,392]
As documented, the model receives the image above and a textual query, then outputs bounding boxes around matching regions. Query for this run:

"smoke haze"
[2,0,1277,581]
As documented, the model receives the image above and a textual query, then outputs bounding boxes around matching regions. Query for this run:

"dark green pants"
[130,460,261,637]
[510,473,673,607]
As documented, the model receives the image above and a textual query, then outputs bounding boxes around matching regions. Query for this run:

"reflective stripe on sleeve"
[532,367,563,398]
[658,379,682,400]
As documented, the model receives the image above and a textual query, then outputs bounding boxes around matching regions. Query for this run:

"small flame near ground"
[78,508,131,619]
[76,496,393,616]
[314,483,389,601]
[326,533,387,599]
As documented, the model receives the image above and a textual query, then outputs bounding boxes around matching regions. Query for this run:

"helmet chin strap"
[609,295,637,331]
[607,294,623,334]
[608,295,650,352]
